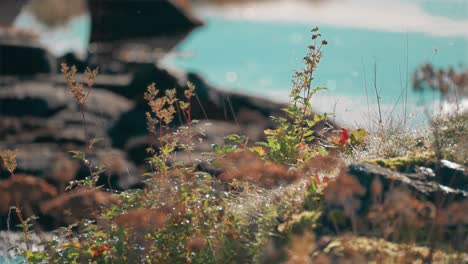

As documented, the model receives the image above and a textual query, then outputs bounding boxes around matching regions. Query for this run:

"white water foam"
[195,0,468,38]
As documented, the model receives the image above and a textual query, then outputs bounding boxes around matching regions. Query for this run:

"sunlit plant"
[259,27,330,165]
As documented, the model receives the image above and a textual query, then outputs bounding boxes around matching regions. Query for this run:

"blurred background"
[8,0,468,128]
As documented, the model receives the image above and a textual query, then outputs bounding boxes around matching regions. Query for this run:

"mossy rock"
[312,235,467,263]
[366,151,436,172]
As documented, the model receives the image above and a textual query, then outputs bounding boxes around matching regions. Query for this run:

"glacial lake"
[167,0,468,128]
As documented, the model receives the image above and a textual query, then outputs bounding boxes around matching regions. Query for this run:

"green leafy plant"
[259,27,330,165]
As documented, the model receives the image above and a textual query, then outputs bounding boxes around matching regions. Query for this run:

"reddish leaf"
[339,128,349,147]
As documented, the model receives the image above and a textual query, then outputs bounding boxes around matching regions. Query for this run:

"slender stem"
[15,206,30,251]
[79,104,89,151]
[373,62,383,125]
[83,87,93,104]
[195,95,209,119]
[78,105,95,184]
[159,118,163,149]
[298,47,320,143]
[187,105,193,165]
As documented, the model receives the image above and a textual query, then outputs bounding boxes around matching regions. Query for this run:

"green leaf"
[89,137,105,149]
[351,128,368,143]
[225,134,247,144]
[314,114,325,122]
[69,150,86,160]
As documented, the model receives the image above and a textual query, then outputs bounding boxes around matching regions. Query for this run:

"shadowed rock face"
[0,0,29,25]
[0,44,53,76]
[318,161,467,249]
[88,0,202,49]
[0,28,54,76]
[348,163,467,206]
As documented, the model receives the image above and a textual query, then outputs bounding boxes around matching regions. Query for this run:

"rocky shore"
[0,0,288,232]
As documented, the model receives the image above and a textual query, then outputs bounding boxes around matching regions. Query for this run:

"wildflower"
[61,64,87,104]
[0,149,17,174]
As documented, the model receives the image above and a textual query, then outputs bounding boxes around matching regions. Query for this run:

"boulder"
[88,0,202,49]
[434,160,467,191]
[0,28,54,76]
[348,163,467,207]
[0,143,63,178]
[0,82,69,118]
[0,81,133,146]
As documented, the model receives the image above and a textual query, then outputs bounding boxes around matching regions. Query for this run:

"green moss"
[365,151,436,172]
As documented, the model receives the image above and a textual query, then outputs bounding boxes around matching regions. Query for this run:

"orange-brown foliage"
[217,150,301,187]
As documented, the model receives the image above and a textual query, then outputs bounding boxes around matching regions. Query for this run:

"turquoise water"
[422,0,468,20]
[168,14,467,126]
[171,18,466,100]
[0,256,24,264]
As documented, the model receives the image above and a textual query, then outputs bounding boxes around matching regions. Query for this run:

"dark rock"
[88,0,202,48]
[92,148,142,190]
[0,82,67,118]
[196,161,225,178]
[435,159,467,191]
[0,143,63,178]
[0,44,53,77]
[0,80,133,119]
[126,63,182,101]
[86,63,180,101]
[0,116,48,144]
[110,107,147,149]
[319,162,468,247]
[187,72,284,123]
[348,163,467,207]
[0,82,133,145]
[0,28,54,76]
[124,135,150,165]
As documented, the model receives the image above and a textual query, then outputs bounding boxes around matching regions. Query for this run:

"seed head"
[0,149,17,175]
